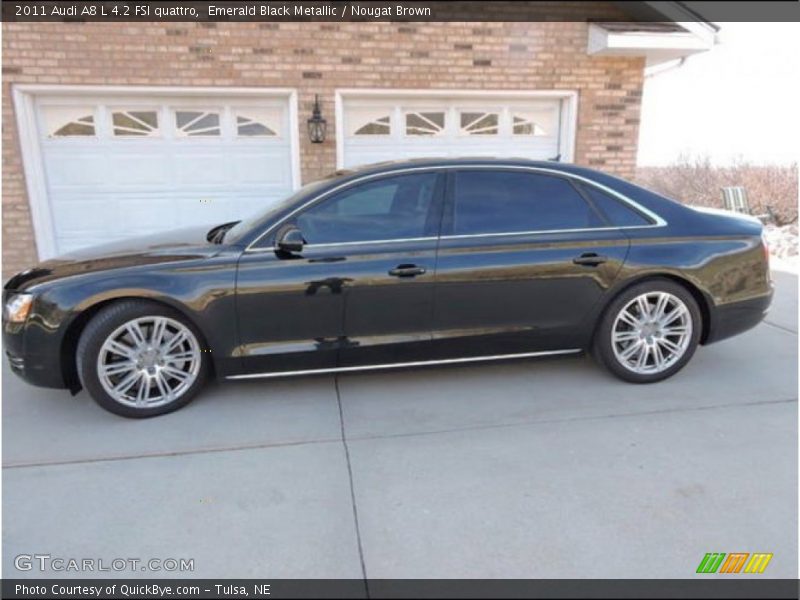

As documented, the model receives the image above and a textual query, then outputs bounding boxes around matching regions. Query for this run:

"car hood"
[5,225,228,291]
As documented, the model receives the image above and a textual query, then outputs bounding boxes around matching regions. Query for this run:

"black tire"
[592,278,702,383]
[77,300,209,418]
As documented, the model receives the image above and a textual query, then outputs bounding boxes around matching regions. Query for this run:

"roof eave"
[612,1,718,35]
[587,22,717,67]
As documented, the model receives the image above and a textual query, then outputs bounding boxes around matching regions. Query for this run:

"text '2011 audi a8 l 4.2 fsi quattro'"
[3,159,773,417]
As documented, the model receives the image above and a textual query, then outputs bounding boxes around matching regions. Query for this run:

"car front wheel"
[77,301,208,417]
[593,279,702,383]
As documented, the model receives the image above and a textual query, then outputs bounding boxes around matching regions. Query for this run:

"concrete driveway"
[3,271,797,580]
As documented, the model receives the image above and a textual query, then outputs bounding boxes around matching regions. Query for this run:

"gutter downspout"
[644,28,722,78]
[644,56,688,78]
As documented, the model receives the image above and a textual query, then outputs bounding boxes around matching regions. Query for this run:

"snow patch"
[764,224,799,274]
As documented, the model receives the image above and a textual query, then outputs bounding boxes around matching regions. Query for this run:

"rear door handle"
[389,264,427,277]
[573,252,608,267]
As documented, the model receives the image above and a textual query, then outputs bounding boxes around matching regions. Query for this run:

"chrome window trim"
[244,164,667,253]
[296,236,439,250]
[226,348,582,380]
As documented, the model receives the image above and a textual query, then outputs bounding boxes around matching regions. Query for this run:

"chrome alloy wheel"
[611,291,692,375]
[97,316,201,408]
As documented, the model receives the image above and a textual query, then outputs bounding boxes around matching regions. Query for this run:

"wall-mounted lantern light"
[307,95,327,144]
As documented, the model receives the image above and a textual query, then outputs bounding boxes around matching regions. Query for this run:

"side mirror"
[276,226,305,254]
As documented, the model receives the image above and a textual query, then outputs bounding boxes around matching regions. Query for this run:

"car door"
[235,170,445,375]
[430,167,632,360]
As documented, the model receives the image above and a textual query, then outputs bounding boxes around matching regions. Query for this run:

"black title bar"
[3,1,800,23]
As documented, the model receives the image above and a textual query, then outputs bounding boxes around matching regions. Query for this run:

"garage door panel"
[173,154,233,185]
[41,150,109,187]
[34,94,297,256]
[119,198,181,232]
[50,197,121,233]
[105,153,173,186]
[56,235,118,256]
[232,152,292,185]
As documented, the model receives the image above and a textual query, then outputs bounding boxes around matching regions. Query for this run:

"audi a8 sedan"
[3,158,773,417]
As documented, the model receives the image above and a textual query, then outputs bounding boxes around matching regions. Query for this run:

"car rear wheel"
[77,301,208,417]
[593,279,702,383]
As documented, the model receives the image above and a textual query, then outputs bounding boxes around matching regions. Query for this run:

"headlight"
[4,293,33,323]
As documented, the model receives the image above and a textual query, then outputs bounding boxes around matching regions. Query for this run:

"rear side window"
[581,184,653,227]
[451,170,605,235]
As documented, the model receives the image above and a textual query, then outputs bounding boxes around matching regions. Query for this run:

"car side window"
[451,170,605,236]
[295,172,440,244]
[580,183,653,227]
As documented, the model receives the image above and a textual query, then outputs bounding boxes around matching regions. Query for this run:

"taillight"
[761,233,770,268]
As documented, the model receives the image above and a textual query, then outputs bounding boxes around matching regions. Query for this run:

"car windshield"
[223,177,338,244]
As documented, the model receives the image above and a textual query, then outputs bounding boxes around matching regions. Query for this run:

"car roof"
[340,157,562,174]
[326,157,608,183]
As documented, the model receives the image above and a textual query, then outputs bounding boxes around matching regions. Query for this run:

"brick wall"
[1,19,645,275]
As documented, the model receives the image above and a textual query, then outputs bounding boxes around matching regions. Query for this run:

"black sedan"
[3,158,773,417]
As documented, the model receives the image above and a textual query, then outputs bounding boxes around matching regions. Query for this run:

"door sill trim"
[225,348,583,380]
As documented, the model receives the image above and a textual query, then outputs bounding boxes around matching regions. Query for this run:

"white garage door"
[29,91,298,256]
[339,92,575,169]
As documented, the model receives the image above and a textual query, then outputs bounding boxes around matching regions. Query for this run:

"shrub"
[634,156,798,225]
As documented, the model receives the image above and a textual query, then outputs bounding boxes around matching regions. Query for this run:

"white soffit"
[587,22,717,67]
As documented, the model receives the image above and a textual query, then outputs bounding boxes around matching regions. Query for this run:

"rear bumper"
[704,287,774,344]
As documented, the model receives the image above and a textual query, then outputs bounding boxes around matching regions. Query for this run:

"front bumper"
[704,287,774,344]
[3,323,67,389]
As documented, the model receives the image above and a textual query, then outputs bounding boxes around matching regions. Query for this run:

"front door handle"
[573,252,608,267]
[389,264,427,278]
